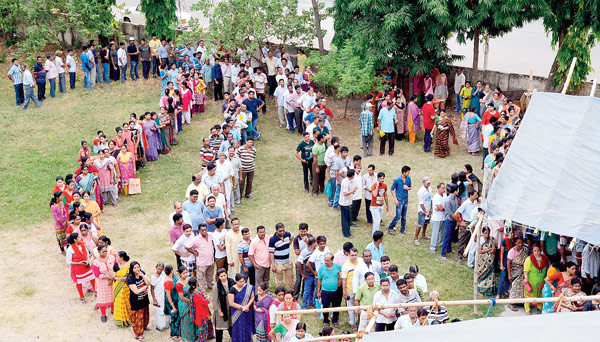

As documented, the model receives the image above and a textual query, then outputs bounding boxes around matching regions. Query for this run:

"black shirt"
[127,271,149,311]
[127,44,139,62]
[100,49,110,64]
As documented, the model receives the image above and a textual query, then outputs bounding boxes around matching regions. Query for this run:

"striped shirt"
[238,238,252,267]
[236,146,256,172]
[209,135,224,151]
[359,110,374,136]
[7,64,22,84]
[200,145,215,167]
[269,232,292,264]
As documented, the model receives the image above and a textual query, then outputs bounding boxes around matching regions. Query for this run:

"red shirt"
[422,103,436,130]
[482,111,500,125]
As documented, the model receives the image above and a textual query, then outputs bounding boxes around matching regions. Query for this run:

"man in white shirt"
[65,49,77,89]
[276,57,294,73]
[273,78,288,128]
[394,306,418,329]
[306,235,331,278]
[373,278,399,331]
[324,138,340,207]
[454,67,466,112]
[169,201,192,226]
[452,189,479,262]
[21,64,41,110]
[117,42,127,82]
[212,218,228,274]
[216,151,234,214]
[415,177,432,246]
[172,225,196,276]
[298,87,317,121]
[354,249,382,286]
[339,169,356,238]
[55,51,66,94]
[362,164,377,224]
[283,84,296,132]
[221,58,233,94]
[231,61,241,88]
[262,50,279,96]
[349,156,363,223]
[430,183,446,253]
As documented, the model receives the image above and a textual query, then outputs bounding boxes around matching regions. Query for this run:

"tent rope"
[485,298,496,318]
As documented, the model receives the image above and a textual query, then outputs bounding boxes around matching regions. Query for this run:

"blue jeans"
[14,83,24,105]
[388,200,408,232]
[96,61,102,84]
[69,72,76,89]
[333,183,341,207]
[83,69,91,90]
[456,94,462,112]
[441,220,456,257]
[120,65,127,82]
[302,276,316,308]
[130,60,139,80]
[241,130,247,145]
[102,63,110,84]
[251,117,261,138]
[327,178,337,206]
[286,112,295,133]
[48,78,56,97]
[58,73,66,93]
[497,269,510,296]
[22,85,41,109]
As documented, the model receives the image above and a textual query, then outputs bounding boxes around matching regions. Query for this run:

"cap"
[365,103,374,108]
[423,176,431,184]
[129,37,135,41]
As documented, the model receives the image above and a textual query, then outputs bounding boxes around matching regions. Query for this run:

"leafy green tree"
[542,0,600,91]
[307,41,379,117]
[140,0,178,40]
[192,0,318,63]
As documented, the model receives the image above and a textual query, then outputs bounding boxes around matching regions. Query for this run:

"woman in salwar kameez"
[113,251,132,327]
[434,111,458,158]
[506,238,528,311]
[166,97,179,145]
[476,227,497,296]
[254,283,274,342]
[191,286,214,342]
[393,91,407,139]
[156,110,172,154]
[93,244,115,322]
[461,108,481,155]
[523,243,548,314]
[229,274,256,342]
[406,96,421,143]
[81,191,103,236]
[117,145,136,195]
[150,263,171,331]
[50,191,68,253]
[163,265,181,340]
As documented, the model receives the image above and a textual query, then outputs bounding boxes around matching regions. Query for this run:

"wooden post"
[561,57,577,94]
[529,69,533,93]
[472,211,485,315]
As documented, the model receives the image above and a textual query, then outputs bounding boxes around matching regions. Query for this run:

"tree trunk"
[545,30,566,92]
[344,96,349,118]
[472,28,480,81]
[311,0,325,56]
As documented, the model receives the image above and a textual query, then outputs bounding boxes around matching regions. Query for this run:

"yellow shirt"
[149,39,161,56]
[342,259,357,294]
[298,54,307,72]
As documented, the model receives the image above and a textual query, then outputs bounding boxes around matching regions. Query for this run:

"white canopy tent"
[486,92,600,245]
[362,311,600,342]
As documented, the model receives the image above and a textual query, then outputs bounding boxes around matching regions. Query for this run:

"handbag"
[128,177,142,194]
[324,181,332,197]
[315,298,323,319]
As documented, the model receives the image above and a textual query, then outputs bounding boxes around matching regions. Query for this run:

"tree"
[311,0,325,55]
[140,0,178,40]
[542,0,600,91]
[444,0,546,80]
[306,41,379,117]
[192,0,318,63]
[331,0,462,76]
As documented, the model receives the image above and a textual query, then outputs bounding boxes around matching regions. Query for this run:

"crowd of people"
[43,35,600,342]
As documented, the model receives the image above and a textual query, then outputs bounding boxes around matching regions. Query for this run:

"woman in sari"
[434,110,458,158]
[156,109,172,154]
[93,244,115,322]
[523,243,548,314]
[117,144,136,195]
[93,236,117,258]
[229,273,256,342]
[77,140,91,163]
[50,191,68,254]
[122,123,136,155]
[129,123,146,169]
[213,269,234,342]
[191,280,214,342]
[406,95,421,143]
[78,165,98,202]
[268,313,299,342]
[433,72,448,110]
[160,64,169,94]
[543,261,577,313]
[460,107,481,155]
[393,90,407,139]
[150,262,171,331]
[177,268,197,342]
[65,232,96,303]
[127,261,151,341]
[111,127,128,149]
[166,97,179,145]
[163,265,181,341]
[94,150,117,207]
[180,82,193,126]
[506,237,528,311]
[470,81,484,114]
[173,90,184,133]
[556,278,586,312]
[142,113,160,161]
[81,191,103,236]
[478,84,492,116]
[477,227,497,296]
[192,73,207,115]
[78,224,97,251]
[113,251,132,327]
[254,283,274,342]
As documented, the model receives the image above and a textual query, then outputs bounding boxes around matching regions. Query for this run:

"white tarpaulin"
[362,311,600,342]
[486,92,600,245]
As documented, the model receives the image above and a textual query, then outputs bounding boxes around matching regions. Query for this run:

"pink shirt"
[180,88,193,111]
[186,233,214,266]
[333,250,349,266]
[249,236,271,268]
[169,224,183,243]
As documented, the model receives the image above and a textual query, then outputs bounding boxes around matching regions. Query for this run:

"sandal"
[80,298,87,304]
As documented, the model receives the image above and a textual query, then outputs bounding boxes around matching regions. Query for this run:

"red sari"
[69,242,95,284]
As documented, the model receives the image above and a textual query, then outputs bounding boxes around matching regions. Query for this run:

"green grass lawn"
[0,65,501,340]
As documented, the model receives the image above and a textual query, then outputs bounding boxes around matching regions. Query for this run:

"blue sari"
[78,174,98,201]
[230,284,255,342]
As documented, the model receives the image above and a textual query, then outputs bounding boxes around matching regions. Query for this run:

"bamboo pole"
[275,295,600,315]
[590,78,597,96]
[472,211,485,315]
[299,311,379,342]
[561,57,577,94]
[462,211,485,258]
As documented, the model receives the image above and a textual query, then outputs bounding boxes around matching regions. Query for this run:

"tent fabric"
[486,92,600,245]
[362,311,600,342]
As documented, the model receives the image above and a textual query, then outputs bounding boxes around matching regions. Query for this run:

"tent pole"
[561,57,577,94]
[472,212,485,315]
[528,69,533,93]
[590,78,597,96]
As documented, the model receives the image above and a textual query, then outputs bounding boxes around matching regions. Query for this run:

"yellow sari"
[83,200,103,236]
[113,263,131,327]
